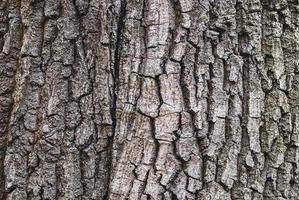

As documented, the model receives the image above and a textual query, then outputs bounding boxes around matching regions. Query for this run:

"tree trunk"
[0,0,298,199]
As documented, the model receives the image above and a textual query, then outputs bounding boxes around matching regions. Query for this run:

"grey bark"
[0,0,298,199]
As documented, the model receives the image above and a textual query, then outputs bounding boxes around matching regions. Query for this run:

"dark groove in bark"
[107,0,127,196]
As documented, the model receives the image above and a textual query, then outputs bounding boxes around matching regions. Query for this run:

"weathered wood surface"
[0,0,298,199]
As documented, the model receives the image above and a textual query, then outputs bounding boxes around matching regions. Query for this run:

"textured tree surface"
[0,0,299,199]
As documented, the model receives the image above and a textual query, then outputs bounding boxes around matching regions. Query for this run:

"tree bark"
[0,0,298,199]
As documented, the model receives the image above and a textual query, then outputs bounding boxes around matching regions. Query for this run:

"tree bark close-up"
[0,0,299,199]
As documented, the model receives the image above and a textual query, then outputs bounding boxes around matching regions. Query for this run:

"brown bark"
[0,0,298,199]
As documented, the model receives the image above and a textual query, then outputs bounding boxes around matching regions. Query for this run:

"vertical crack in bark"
[107,0,127,197]
[111,0,127,137]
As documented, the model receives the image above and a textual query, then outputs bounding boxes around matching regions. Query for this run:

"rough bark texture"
[0,0,298,199]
